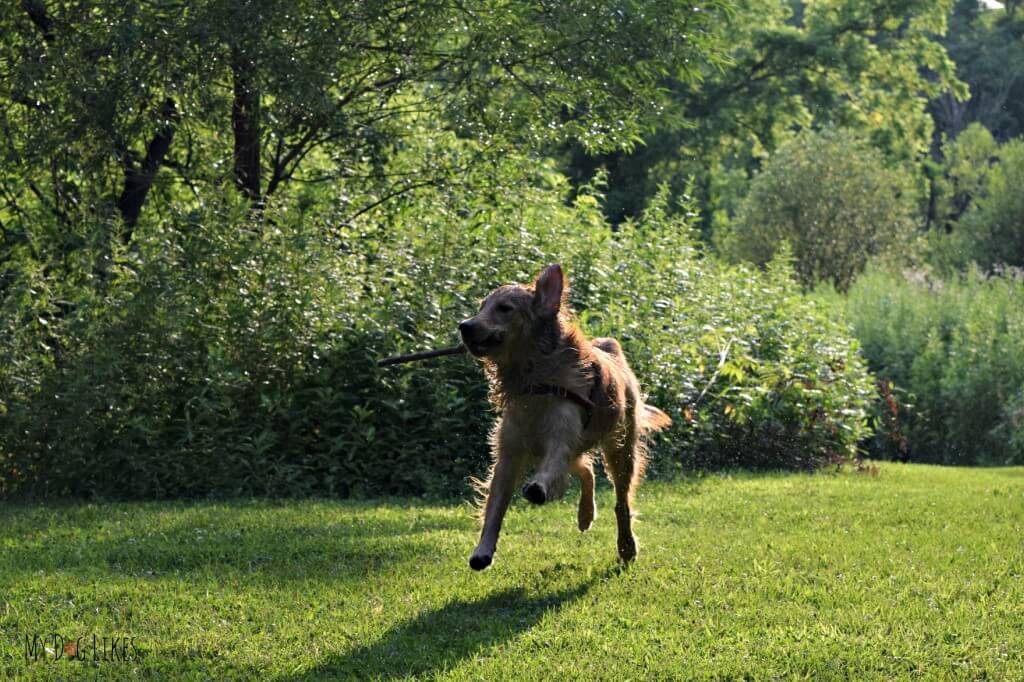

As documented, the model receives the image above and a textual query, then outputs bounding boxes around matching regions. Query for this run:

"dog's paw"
[469,553,493,571]
[522,481,547,505]
[617,534,638,563]
[577,504,595,532]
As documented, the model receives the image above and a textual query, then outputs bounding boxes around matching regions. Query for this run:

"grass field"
[2,463,1022,680]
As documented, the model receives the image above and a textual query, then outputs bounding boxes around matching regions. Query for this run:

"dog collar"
[523,384,595,427]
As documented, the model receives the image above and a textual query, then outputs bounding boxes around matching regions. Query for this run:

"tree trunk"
[231,49,261,203]
[117,98,177,240]
[20,0,54,42]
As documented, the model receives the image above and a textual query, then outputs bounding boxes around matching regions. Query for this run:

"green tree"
[931,0,1024,143]
[0,1,731,233]
[718,128,915,291]
[962,138,1024,269]
[564,0,964,227]
[933,123,999,229]
[0,0,733,378]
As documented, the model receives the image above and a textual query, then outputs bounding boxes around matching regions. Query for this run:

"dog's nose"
[458,319,476,336]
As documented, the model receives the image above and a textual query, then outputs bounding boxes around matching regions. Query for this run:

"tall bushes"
[718,128,916,292]
[829,267,1024,465]
[0,148,876,498]
[928,127,1024,273]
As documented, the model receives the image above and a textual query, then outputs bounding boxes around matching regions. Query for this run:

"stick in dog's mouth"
[376,344,467,367]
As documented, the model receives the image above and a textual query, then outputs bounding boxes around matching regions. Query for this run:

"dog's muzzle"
[459,319,502,356]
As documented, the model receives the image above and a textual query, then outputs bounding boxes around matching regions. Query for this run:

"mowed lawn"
[1,464,1022,680]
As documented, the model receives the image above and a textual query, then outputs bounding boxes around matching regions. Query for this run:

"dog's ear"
[532,263,565,317]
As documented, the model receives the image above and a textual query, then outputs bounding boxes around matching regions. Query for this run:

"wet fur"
[459,264,670,569]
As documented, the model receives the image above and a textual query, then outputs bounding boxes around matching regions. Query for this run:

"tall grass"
[825,266,1024,465]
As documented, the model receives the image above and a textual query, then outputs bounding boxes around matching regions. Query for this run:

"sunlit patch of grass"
[2,463,1022,680]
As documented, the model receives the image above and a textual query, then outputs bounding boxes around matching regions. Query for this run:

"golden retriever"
[459,263,671,570]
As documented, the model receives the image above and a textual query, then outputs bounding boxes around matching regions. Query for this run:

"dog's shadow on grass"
[279,565,620,681]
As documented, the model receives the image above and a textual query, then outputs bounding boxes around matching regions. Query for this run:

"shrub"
[927,130,1024,274]
[962,138,1024,270]
[718,128,916,292]
[825,266,1024,465]
[1,150,876,499]
[933,123,1000,233]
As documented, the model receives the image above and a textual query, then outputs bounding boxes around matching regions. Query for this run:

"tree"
[564,0,964,228]
[717,128,915,291]
[930,0,1024,144]
[0,0,732,237]
[933,122,999,232]
[961,138,1024,269]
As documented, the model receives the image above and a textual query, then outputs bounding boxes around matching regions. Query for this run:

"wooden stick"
[376,344,467,367]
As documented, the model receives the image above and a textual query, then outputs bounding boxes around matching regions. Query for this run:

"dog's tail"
[641,404,672,432]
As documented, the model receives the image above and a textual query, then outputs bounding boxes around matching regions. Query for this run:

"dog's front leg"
[522,404,581,505]
[522,442,571,505]
[469,430,524,571]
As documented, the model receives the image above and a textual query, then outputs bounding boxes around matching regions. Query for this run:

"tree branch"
[20,0,54,42]
[343,179,443,223]
[266,126,319,197]
[117,98,178,239]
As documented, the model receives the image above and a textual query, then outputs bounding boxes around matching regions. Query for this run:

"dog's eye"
[496,303,514,314]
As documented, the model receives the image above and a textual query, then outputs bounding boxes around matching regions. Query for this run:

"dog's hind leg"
[571,455,596,532]
[469,431,525,571]
[602,423,644,563]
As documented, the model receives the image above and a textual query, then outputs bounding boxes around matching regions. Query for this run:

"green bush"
[1,148,876,499]
[962,139,1024,270]
[927,129,1024,274]
[932,123,1000,234]
[718,128,916,292]
[825,266,1024,465]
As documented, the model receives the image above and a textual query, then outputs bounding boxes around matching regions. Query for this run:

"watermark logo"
[23,633,143,663]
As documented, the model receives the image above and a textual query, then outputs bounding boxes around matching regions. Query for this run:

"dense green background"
[2,0,1023,498]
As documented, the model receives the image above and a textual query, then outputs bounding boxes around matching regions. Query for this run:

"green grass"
[2,463,1022,680]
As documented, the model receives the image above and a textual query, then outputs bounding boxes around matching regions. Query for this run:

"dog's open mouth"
[466,333,503,356]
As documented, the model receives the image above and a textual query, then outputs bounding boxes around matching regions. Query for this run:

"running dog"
[459,263,671,570]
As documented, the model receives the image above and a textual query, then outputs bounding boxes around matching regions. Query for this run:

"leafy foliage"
[583,194,876,473]
[718,128,915,291]
[927,123,1000,235]
[826,266,1024,465]
[931,1,1024,143]
[11,0,1021,496]
[959,139,1024,269]
[927,128,1024,273]
[0,0,732,233]
[0,140,874,497]
[564,0,964,226]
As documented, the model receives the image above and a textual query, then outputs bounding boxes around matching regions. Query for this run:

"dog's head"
[458,263,567,360]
